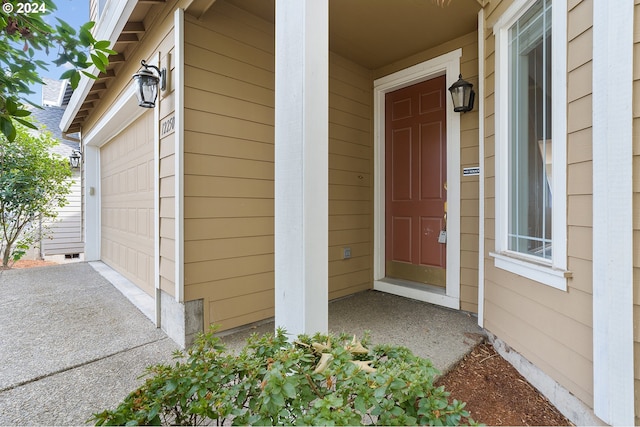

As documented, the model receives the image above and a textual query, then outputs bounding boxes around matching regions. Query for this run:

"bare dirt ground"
[13,259,58,268]
[436,342,572,426]
[1,259,58,269]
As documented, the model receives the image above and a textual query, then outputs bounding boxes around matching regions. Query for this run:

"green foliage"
[0,0,115,140]
[0,122,71,266]
[91,327,479,426]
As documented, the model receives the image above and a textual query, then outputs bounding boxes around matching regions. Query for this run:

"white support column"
[592,0,634,425]
[274,0,329,337]
[83,144,101,261]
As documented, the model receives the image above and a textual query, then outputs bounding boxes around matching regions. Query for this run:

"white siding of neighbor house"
[41,171,83,256]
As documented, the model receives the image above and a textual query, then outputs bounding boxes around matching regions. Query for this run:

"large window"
[493,0,567,290]
[509,0,552,259]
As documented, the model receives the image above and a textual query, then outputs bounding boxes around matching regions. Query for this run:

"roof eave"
[60,0,138,133]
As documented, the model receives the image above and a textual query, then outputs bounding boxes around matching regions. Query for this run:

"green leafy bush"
[91,327,477,426]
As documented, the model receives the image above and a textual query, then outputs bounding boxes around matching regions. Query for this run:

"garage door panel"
[100,112,155,296]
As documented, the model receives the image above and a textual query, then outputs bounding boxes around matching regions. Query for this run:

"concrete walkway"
[0,263,178,425]
[0,262,484,425]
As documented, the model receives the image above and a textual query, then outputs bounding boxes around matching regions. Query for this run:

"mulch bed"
[436,343,573,426]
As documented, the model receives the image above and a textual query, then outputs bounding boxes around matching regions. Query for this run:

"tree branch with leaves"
[0,122,71,267]
[0,0,114,141]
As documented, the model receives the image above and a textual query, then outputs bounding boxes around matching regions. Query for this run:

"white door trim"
[373,49,462,310]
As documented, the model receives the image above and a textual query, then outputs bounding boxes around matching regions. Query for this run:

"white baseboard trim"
[486,332,606,426]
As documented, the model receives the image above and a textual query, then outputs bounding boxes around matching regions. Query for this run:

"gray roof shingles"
[27,78,79,158]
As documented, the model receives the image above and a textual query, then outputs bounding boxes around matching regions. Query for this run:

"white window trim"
[491,0,567,291]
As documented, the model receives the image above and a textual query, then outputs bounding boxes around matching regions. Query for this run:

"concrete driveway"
[0,263,178,425]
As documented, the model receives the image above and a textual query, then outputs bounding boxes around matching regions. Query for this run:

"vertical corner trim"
[174,8,185,304]
[592,0,635,424]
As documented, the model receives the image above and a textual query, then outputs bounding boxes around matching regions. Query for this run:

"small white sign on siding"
[463,166,480,176]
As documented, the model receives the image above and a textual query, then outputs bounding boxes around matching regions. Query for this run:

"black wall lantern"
[448,74,475,113]
[132,59,166,108]
[69,150,81,169]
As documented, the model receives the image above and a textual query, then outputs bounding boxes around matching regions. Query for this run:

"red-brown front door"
[385,76,447,287]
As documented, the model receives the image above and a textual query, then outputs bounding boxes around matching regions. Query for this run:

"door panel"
[385,76,447,287]
[420,122,444,200]
[391,128,412,201]
[420,216,445,266]
[391,216,412,262]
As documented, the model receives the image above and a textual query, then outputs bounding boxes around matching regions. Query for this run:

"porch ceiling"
[226,0,481,70]
[64,0,480,134]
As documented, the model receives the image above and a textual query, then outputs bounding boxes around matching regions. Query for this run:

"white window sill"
[490,252,569,291]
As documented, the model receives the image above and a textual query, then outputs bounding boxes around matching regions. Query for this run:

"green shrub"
[91,327,477,426]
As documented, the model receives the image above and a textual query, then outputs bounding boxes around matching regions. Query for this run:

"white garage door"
[100,111,154,296]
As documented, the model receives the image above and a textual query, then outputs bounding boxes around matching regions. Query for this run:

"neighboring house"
[59,0,636,424]
[29,79,84,261]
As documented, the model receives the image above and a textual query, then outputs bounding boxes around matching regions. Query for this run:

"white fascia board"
[60,0,138,133]
[82,83,142,147]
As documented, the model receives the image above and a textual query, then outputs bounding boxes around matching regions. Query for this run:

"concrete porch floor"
[220,290,485,375]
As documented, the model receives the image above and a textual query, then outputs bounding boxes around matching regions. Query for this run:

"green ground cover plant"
[92,327,477,426]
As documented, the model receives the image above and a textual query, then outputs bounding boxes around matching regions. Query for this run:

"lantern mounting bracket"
[140,60,166,91]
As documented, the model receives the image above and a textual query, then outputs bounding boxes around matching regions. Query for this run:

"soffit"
[66,1,164,134]
[225,0,480,70]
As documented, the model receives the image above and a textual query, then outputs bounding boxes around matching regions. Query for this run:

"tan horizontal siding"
[482,0,595,410]
[184,109,273,143]
[159,48,176,294]
[182,1,375,331]
[460,32,480,313]
[186,254,274,287]
[183,2,275,331]
[328,52,373,300]
[184,132,273,161]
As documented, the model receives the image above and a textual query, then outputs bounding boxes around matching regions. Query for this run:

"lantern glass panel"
[134,74,159,108]
[451,86,466,111]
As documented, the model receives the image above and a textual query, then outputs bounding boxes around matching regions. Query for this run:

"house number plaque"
[160,113,175,138]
